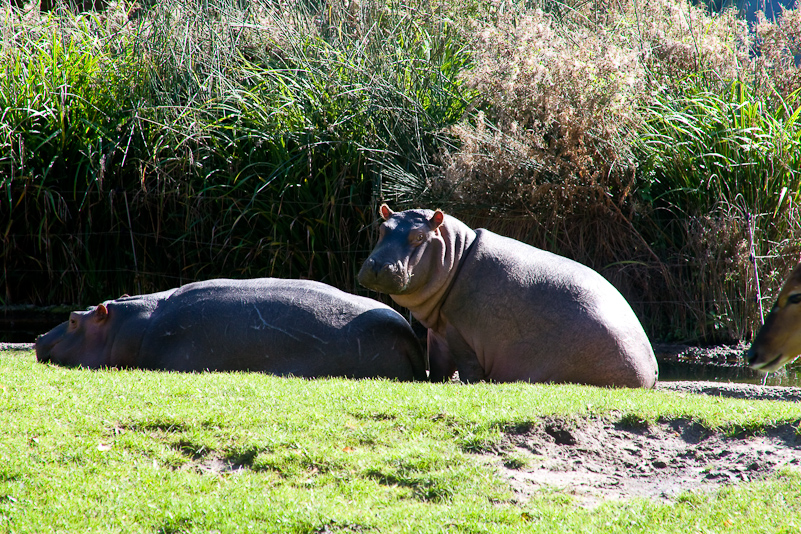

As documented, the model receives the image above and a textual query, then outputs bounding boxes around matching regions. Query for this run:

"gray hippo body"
[358,205,658,388]
[35,278,426,380]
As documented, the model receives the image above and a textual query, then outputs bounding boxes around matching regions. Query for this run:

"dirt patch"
[656,380,801,402]
[486,417,801,507]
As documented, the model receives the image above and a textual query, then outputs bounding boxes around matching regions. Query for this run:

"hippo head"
[35,303,112,368]
[745,263,801,373]
[358,204,447,296]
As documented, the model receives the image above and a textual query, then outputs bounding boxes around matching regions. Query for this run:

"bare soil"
[485,385,801,507]
[485,413,801,507]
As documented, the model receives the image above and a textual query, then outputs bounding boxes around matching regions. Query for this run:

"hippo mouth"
[745,347,787,373]
[34,338,54,364]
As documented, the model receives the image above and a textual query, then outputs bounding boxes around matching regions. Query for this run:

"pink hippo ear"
[379,203,394,220]
[95,303,109,322]
[429,209,445,230]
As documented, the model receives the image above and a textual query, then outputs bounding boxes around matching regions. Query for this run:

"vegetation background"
[1,0,800,344]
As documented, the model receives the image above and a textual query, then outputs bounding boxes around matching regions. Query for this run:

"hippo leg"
[442,325,486,383]
[428,330,457,382]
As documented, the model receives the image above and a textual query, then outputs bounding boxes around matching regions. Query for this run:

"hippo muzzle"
[358,256,411,294]
[35,329,60,364]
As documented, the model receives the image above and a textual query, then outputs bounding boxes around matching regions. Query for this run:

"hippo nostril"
[369,259,389,275]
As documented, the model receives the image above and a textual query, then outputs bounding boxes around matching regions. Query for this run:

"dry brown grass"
[427,0,801,342]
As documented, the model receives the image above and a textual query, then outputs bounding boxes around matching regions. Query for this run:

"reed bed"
[1,0,800,344]
[0,0,470,305]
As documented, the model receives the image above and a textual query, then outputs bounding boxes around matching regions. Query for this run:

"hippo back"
[138,278,425,379]
[442,230,657,387]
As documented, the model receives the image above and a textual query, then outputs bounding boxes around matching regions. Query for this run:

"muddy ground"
[486,414,801,507]
[488,364,801,507]
[5,342,801,506]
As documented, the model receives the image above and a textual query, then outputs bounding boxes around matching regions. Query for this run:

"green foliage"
[0,0,471,305]
[638,83,801,215]
[636,82,801,341]
[1,0,801,346]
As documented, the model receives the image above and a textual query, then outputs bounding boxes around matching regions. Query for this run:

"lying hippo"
[35,278,426,380]
[745,263,801,373]
[358,205,658,388]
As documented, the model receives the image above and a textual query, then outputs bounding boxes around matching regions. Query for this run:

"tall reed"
[0,0,470,306]
[636,83,801,341]
[2,0,800,346]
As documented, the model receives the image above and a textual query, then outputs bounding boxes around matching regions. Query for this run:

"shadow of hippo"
[358,205,658,388]
[35,278,426,380]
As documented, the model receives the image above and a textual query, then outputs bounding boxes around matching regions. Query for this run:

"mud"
[486,415,801,507]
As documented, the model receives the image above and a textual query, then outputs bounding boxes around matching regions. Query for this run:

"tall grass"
[0,0,471,306]
[1,0,800,345]
[637,83,801,341]
[420,0,801,343]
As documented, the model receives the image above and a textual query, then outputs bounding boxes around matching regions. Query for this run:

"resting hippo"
[745,263,801,373]
[35,278,426,380]
[358,205,658,388]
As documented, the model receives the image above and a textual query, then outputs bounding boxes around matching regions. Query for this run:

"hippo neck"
[106,298,157,368]
[390,217,477,330]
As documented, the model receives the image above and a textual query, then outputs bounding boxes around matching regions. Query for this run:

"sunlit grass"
[2,349,801,532]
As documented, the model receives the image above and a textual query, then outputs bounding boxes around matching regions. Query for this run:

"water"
[655,343,801,388]
[0,308,68,343]
[658,360,801,388]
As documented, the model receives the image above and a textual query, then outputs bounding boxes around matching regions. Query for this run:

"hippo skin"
[358,206,658,388]
[35,278,426,380]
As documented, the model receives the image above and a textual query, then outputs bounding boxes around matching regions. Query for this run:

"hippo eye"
[788,293,801,305]
[413,233,425,244]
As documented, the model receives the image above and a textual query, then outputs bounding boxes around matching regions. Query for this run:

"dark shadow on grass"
[364,469,452,502]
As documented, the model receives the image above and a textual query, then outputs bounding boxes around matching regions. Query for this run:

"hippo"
[35,278,426,380]
[745,263,801,373]
[357,205,658,388]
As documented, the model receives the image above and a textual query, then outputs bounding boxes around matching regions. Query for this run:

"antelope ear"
[429,209,445,230]
[95,303,108,321]
[379,204,394,220]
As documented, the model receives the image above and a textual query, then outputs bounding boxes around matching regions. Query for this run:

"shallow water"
[653,342,801,388]
[658,360,801,388]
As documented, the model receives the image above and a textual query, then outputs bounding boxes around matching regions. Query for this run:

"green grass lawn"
[1,349,800,533]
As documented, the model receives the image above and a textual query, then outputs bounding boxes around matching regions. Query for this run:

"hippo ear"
[95,303,108,322]
[429,209,445,230]
[379,203,394,220]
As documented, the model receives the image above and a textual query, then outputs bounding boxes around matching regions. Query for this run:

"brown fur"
[746,264,801,373]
